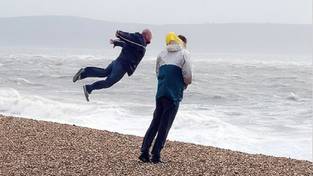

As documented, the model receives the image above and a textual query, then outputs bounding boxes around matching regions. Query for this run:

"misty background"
[0,0,311,54]
[0,0,312,24]
[0,16,312,55]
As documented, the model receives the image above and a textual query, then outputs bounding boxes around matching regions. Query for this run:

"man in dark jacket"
[73,29,152,101]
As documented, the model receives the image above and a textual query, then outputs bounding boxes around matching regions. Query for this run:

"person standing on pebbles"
[73,29,152,101]
[139,32,192,163]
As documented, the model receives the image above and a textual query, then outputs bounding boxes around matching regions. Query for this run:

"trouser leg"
[151,98,179,156]
[141,99,163,154]
[80,62,114,79]
[85,61,126,93]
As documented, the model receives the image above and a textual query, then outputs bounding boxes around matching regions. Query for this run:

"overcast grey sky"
[0,0,312,24]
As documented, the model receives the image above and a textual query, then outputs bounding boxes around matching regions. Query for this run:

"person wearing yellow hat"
[165,32,183,45]
[139,32,192,163]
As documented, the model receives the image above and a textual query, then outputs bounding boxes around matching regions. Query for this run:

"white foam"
[0,87,149,135]
[169,105,312,161]
[8,77,43,86]
[193,54,312,67]
[0,88,106,124]
[171,108,259,150]
[286,92,300,101]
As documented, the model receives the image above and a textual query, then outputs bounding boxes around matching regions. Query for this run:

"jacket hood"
[166,44,182,52]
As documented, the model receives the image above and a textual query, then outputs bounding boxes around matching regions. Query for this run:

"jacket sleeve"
[112,39,126,48]
[182,51,192,85]
[156,55,161,77]
[116,30,146,49]
[116,30,135,43]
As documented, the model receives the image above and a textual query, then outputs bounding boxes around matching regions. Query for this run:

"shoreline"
[0,115,312,175]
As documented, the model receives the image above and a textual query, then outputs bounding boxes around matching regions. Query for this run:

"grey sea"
[0,48,311,161]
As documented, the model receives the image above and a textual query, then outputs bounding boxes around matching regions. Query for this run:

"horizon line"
[0,15,311,26]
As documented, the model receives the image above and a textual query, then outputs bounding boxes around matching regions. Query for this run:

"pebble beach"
[0,115,312,176]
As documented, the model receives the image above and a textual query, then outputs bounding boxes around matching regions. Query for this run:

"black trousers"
[81,60,126,94]
[141,97,179,156]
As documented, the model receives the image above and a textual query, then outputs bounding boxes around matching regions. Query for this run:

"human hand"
[115,30,120,37]
[110,39,115,48]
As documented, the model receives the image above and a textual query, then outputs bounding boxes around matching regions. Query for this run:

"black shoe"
[83,85,90,102]
[139,153,150,163]
[151,154,162,164]
[73,68,84,82]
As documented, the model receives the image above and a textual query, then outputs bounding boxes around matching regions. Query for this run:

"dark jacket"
[113,30,147,76]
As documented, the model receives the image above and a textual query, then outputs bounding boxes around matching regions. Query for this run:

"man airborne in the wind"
[73,29,152,101]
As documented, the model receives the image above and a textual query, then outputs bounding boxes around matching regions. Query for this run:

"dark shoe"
[73,68,84,82]
[139,152,150,163]
[151,154,162,164]
[83,85,90,102]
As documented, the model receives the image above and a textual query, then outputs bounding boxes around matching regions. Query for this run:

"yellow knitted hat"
[165,32,182,45]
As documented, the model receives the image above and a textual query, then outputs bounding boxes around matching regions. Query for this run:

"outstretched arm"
[115,30,146,49]
[110,39,126,48]
[116,30,134,42]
